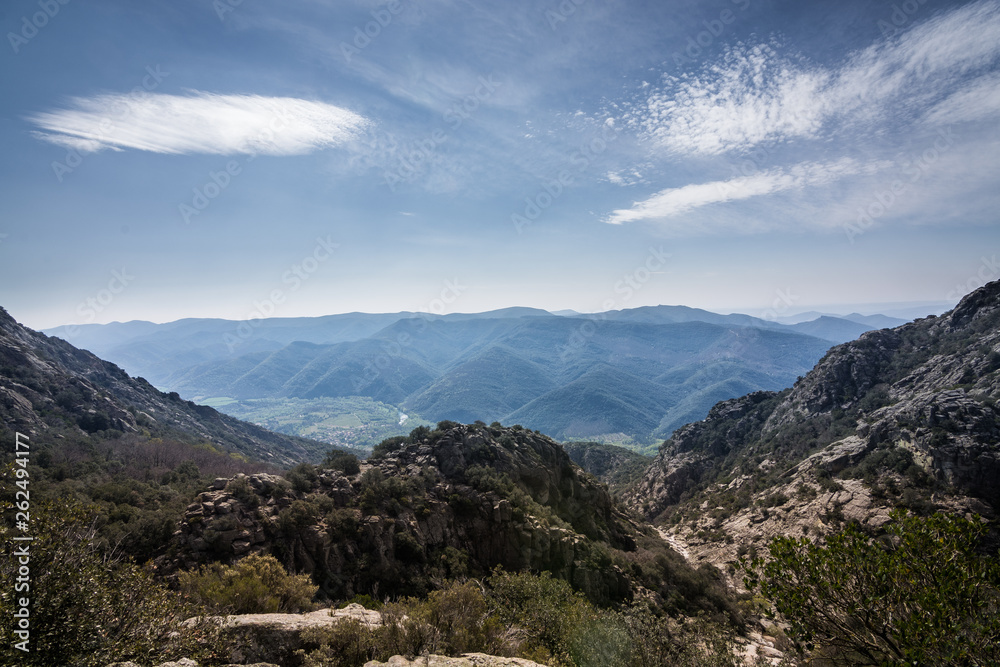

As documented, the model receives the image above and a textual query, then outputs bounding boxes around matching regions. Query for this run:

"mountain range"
[622,280,1000,579]
[0,307,340,466]
[2,283,998,665]
[45,306,907,447]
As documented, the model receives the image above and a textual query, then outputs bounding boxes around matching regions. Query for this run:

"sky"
[1,0,999,330]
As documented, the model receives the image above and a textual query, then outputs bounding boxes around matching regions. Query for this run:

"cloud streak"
[28,91,369,156]
[621,0,1000,157]
[605,158,886,226]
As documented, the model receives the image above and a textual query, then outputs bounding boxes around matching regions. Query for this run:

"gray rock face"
[175,605,380,666]
[364,655,548,667]
[162,424,635,606]
[107,658,281,667]
[0,306,328,465]
[626,280,1000,568]
[106,661,278,667]
[625,391,779,519]
[762,328,902,433]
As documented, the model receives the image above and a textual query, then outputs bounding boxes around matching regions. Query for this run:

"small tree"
[178,552,318,614]
[0,500,221,667]
[745,510,1000,665]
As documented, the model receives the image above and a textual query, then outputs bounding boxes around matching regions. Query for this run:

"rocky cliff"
[161,421,734,617]
[0,306,331,465]
[626,280,1000,577]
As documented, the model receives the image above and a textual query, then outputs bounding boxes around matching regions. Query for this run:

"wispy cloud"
[621,0,1000,157]
[28,92,369,155]
[605,158,886,226]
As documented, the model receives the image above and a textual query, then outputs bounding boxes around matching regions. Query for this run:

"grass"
[199,396,238,407]
[209,396,433,453]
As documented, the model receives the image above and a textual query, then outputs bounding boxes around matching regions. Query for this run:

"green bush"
[0,500,225,667]
[287,462,319,493]
[487,568,590,664]
[226,475,260,508]
[298,581,509,667]
[177,552,318,614]
[323,449,361,475]
[745,510,1000,665]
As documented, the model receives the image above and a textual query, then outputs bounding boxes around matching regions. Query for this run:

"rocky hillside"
[0,307,333,466]
[561,441,652,495]
[626,280,1000,577]
[162,421,736,618]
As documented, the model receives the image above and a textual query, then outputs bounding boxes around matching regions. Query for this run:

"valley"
[204,395,433,453]
[48,306,891,453]
[3,282,998,666]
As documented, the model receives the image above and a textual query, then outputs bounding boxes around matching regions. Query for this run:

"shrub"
[370,436,408,460]
[0,500,225,667]
[177,552,318,614]
[226,475,260,508]
[326,507,360,539]
[745,510,1000,665]
[287,462,318,493]
[413,581,508,656]
[486,568,590,664]
[323,449,361,475]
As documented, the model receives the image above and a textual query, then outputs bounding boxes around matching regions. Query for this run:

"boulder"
[364,655,548,667]
[180,605,382,666]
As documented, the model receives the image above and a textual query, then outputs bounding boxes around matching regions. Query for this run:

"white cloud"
[28,91,369,155]
[622,0,1000,156]
[29,132,122,153]
[605,158,884,225]
[923,72,1000,125]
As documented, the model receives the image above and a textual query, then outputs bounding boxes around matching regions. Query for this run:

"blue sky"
[2,0,999,330]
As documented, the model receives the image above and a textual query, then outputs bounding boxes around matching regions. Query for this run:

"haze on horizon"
[2,0,999,331]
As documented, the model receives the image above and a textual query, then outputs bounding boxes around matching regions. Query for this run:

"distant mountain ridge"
[623,280,1000,577]
[125,315,833,446]
[45,305,899,382]
[0,307,335,466]
[43,305,914,447]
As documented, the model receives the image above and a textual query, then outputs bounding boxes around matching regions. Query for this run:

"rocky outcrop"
[761,329,902,432]
[364,655,547,667]
[625,391,780,519]
[107,661,277,667]
[162,423,648,607]
[627,280,1000,573]
[184,605,381,666]
[0,306,328,465]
